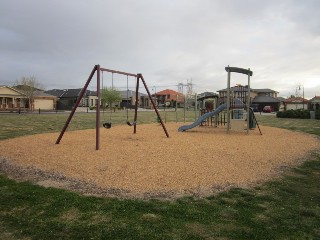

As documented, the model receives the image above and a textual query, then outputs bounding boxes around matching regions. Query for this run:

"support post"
[56,65,97,145]
[226,66,231,133]
[175,94,178,123]
[195,93,198,121]
[139,74,169,138]
[96,65,101,150]
[134,76,139,134]
[247,69,250,134]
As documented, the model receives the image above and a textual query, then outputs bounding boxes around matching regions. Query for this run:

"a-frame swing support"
[56,65,169,150]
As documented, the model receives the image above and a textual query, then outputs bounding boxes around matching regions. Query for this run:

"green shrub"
[315,110,320,120]
[276,111,285,118]
[276,109,310,119]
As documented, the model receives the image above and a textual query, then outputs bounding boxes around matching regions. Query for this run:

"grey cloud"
[0,0,319,98]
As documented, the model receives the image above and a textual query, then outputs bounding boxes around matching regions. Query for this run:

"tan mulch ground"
[0,123,319,200]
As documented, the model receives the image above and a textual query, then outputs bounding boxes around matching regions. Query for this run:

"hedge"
[316,110,320,120]
[276,109,311,119]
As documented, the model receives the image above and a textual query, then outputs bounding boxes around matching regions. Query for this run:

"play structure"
[179,66,261,135]
[56,65,169,150]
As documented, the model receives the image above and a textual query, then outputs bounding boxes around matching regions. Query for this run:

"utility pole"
[299,84,305,110]
[152,86,157,106]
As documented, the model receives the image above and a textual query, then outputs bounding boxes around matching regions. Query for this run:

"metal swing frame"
[56,64,169,150]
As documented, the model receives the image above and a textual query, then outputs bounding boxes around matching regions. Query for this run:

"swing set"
[56,65,169,150]
[100,72,137,129]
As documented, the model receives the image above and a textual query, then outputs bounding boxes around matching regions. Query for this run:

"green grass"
[0,112,320,239]
[255,113,320,136]
[0,109,198,140]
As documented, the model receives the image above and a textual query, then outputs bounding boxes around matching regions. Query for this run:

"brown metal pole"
[56,65,97,144]
[96,65,101,150]
[100,68,137,78]
[134,76,139,134]
[139,74,169,138]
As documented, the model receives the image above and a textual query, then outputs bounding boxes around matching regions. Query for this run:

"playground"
[1,65,319,199]
[0,122,319,199]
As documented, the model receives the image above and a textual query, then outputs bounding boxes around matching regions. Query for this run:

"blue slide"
[178,104,227,132]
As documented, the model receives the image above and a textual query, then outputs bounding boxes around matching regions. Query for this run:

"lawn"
[0,111,320,239]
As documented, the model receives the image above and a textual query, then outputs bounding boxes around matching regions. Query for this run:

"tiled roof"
[155,89,181,96]
[33,91,56,98]
[45,89,97,98]
[218,86,278,93]
[118,90,147,99]
[197,92,219,100]
[87,90,97,96]
[310,96,320,102]
[62,89,82,98]
[45,89,66,97]
[284,97,309,103]
[218,86,248,92]
[252,96,280,103]
[252,88,278,93]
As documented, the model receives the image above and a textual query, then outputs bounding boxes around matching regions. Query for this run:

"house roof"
[252,96,280,103]
[45,89,97,98]
[284,97,309,103]
[218,86,248,92]
[62,88,82,98]
[33,91,57,98]
[197,92,219,100]
[276,97,286,102]
[154,89,181,96]
[252,88,279,93]
[13,85,43,91]
[0,85,26,96]
[87,90,97,96]
[218,86,278,93]
[310,96,320,102]
[119,90,147,99]
[45,89,66,97]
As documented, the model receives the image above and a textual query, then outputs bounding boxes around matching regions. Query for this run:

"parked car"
[263,106,272,113]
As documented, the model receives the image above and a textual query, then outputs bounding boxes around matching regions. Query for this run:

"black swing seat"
[126,121,136,126]
[103,122,112,129]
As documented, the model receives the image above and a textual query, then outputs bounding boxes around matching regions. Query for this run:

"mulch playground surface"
[0,123,319,200]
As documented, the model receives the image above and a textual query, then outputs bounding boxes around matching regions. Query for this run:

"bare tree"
[13,76,41,111]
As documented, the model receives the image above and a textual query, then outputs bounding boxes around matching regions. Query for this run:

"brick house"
[152,89,185,107]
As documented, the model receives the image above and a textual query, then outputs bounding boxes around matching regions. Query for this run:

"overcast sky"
[1,0,319,98]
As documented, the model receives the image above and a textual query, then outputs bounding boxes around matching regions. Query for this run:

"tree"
[101,87,122,111]
[13,76,42,111]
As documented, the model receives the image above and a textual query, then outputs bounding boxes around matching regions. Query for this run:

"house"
[217,85,280,111]
[197,92,219,110]
[13,85,57,110]
[282,97,309,111]
[45,89,98,110]
[251,89,280,112]
[152,89,185,107]
[32,91,57,110]
[0,85,56,111]
[0,86,26,110]
[119,90,151,109]
[309,96,320,110]
[46,88,151,110]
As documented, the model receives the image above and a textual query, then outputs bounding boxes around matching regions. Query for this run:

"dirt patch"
[0,123,319,200]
